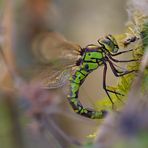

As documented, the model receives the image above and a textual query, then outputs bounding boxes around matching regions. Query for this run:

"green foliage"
[111,131,148,148]
[0,98,12,148]
[141,22,148,91]
[141,21,148,48]
[83,142,94,148]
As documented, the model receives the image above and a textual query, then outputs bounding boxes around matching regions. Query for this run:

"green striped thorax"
[76,45,104,71]
[75,34,119,71]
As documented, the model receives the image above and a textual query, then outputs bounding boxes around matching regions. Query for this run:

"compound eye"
[103,38,111,45]
[108,34,112,38]
[113,45,119,53]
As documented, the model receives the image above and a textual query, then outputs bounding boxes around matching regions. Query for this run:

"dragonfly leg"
[108,60,136,77]
[103,63,114,108]
[111,49,134,56]
[109,55,139,63]
[102,62,124,107]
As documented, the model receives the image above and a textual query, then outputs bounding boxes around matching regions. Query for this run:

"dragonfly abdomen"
[68,67,107,119]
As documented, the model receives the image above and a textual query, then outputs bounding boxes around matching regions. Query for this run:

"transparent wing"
[30,32,80,89]
[35,68,72,89]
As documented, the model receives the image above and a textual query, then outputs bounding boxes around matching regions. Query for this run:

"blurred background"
[0,0,129,147]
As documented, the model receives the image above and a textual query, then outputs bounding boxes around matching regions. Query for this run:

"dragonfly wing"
[30,32,80,89]
[32,32,80,68]
[39,69,72,89]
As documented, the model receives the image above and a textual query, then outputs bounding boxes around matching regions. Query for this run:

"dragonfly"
[32,32,138,119]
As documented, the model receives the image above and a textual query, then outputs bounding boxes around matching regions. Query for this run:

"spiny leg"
[108,60,136,103]
[111,46,140,57]
[110,49,134,56]
[107,60,136,104]
[108,54,139,63]
[102,62,124,107]
[111,62,129,73]
[102,63,124,94]
[103,62,113,105]
[102,62,121,108]
[108,59,136,77]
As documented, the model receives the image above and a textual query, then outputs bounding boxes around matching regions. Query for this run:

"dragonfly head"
[98,34,119,53]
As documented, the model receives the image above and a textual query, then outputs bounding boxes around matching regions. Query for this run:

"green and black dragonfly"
[33,32,138,119]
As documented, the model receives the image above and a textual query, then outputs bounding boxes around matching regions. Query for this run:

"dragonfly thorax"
[76,45,105,67]
[82,48,104,62]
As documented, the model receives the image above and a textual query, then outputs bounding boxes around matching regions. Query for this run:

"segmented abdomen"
[67,66,107,119]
